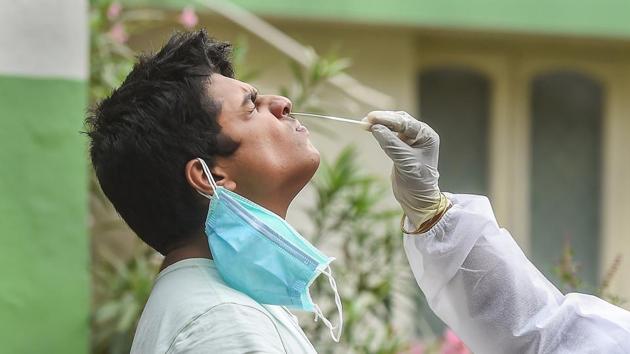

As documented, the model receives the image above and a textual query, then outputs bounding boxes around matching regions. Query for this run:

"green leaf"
[289,60,305,87]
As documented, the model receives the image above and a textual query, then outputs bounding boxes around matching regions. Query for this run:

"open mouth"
[286,114,308,133]
[295,119,308,132]
[296,122,308,133]
[295,122,308,133]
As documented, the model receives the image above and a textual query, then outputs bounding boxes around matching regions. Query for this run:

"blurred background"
[2,0,630,353]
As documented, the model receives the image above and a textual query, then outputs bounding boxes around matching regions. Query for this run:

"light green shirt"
[131,258,317,354]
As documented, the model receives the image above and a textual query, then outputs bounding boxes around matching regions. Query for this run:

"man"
[87,30,326,353]
[366,111,630,353]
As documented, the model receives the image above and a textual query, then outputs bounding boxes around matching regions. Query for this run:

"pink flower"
[179,6,198,29]
[408,342,425,354]
[440,329,470,354]
[107,23,128,44]
[107,2,122,20]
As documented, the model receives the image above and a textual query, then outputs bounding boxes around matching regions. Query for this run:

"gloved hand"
[364,111,449,232]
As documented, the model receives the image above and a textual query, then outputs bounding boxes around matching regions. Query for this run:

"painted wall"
[128,0,630,40]
[0,1,89,353]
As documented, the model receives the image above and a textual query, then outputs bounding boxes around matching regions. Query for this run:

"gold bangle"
[400,193,451,234]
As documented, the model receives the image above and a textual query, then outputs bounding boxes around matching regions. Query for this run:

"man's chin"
[307,139,320,159]
[304,148,321,178]
[292,147,320,189]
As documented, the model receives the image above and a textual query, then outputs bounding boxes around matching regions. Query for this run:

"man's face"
[207,74,320,205]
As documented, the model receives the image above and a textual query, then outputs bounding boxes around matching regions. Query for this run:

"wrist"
[417,195,451,232]
[400,193,451,234]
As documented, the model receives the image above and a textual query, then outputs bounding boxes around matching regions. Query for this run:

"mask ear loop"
[195,158,219,200]
[313,265,343,342]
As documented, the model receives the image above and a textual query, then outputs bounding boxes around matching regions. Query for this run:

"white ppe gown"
[404,193,630,353]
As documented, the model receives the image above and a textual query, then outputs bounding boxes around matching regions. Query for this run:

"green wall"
[132,0,630,39]
[0,76,89,353]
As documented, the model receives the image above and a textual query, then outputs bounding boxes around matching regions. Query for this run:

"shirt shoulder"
[130,258,272,353]
[166,302,287,354]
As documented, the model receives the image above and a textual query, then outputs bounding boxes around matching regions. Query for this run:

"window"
[419,68,490,195]
[530,71,602,286]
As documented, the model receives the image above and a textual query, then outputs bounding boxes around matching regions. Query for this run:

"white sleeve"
[167,303,287,354]
[404,193,630,354]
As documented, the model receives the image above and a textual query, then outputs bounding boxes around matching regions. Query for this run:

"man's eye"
[248,90,258,114]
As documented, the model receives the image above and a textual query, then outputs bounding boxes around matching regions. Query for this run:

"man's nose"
[266,96,293,119]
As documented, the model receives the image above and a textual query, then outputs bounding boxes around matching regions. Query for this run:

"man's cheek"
[269,126,289,142]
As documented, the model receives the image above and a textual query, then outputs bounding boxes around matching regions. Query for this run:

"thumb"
[371,124,413,163]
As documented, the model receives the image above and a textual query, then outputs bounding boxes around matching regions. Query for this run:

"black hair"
[85,30,239,254]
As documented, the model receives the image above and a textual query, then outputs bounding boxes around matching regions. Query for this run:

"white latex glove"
[364,111,448,230]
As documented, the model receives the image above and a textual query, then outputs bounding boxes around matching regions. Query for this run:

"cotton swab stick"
[291,112,371,129]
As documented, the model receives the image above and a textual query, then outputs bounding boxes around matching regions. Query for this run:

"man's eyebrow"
[240,88,258,107]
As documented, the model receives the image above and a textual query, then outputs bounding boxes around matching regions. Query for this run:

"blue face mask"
[196,158,343,341]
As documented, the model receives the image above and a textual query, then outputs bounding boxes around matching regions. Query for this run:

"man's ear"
[185,158,237,196]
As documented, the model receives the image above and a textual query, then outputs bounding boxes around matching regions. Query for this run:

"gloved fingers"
[370,124,416,165]
[412,121,440,148]
[360,116,373,131]
[365,111,407,132]
[370,123,404,149]
[365,111,424,142]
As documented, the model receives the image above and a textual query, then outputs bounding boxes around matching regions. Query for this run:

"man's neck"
[244,188,295,219]
[261,199,290,218]
[160,235,212,271]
